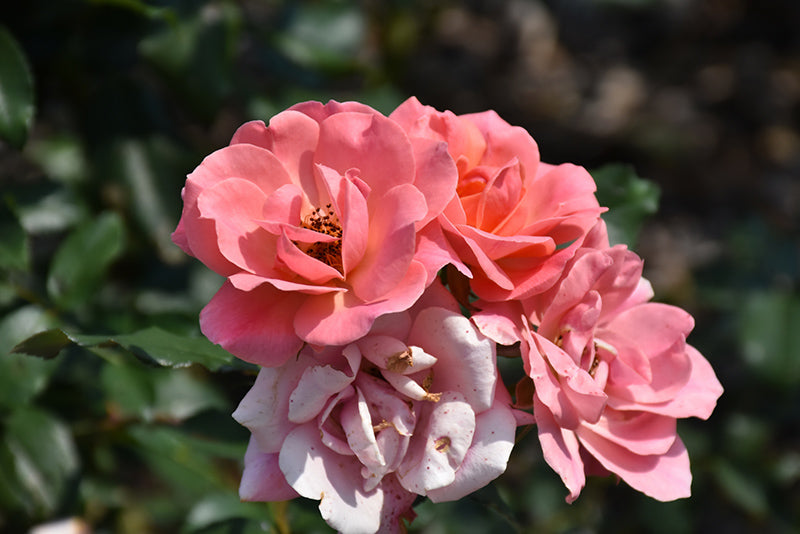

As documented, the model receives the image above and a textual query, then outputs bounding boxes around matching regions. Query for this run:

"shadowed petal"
[239,438,299,502]
[200,280,303,366]
[280,423,384,534]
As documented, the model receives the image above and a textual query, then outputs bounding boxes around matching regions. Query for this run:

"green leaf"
[3,406,79,515]
[0,307,61,407]
[0,197,28,271]
[13,326,234,371]
[87,0,177,22]
[738,290,800,388]
[112,138,185,264]
[277,4,365,72]
[592,163,660,247]
[184,492,274,533]
[0,352,59,410]
[711,459,768,518]
[46,211,125,308]
[127,425,235,501]
[15,185,89,234]
[101,360,156,421]
[139,4,240,118]
[25,134,88,185]
[0,438,28,514]
[0,26,35,149]
[0,303,59,354]
[102,363,227,423]
[153,370,227,421]
[7,327,70,359]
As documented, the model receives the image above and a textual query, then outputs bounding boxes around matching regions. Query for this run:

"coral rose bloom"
[473,225,722,502]
[390,97,602,301]
[233,303,517,534]
[172,101,458,366]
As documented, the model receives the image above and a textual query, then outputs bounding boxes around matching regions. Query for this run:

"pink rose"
[390,97,602,302]
[473,232,723,502]
[232,299,517,533]
[172,101,458,366]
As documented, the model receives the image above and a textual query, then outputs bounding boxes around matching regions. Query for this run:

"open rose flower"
[172,101,459,366]
[390,97,602,302]
[232,298,517,534]
[473,224,723,502]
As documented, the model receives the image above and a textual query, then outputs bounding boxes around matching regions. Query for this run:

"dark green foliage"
[1,0,798,532]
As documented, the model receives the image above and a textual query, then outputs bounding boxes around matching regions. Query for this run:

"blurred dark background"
[1,1,798,533]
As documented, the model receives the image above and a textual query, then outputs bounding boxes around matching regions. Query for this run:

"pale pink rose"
[390,97,602,302]
[473,236,723,502]
[172,101,459,366]
[233,300,517,534]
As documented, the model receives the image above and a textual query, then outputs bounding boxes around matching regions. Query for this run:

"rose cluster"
[173,98,723,533]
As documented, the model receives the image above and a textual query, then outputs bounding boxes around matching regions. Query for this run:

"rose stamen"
[299,203,343,273]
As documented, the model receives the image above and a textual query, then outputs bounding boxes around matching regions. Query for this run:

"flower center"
[300,204,343,273]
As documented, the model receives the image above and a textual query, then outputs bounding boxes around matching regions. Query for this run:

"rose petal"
[295,260,428,347]
[233,360,310,451]
[275,231,343,284]
[315,112,416,199]
[288,346,360,423]
[280,423,384,534]
[577,428,692,501]
[231,112,322,202]
[348,183,427,302]
[397,391,476,494]
[239,437,299,502]
[609,345,723,419]
[195,177,275,274]
[200,281,304,366]
[408,307,498,412]
[581,410,678,456]
[409,137,458,228]
[427,398,516,502]
[533,395,585,503]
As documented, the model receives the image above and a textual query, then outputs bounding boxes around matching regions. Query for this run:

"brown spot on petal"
[387,349,414,372]
[588,354,600,378]
[422,371,434,392]
[373,419,394,433]
[434,437,451,453]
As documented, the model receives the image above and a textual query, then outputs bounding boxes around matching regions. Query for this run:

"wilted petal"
[233,360,310,452]
[239,437,298,501]
[427,398,516,502]
[341,389,385,472]
[280,423,384,534]
[408,307,497,412]
[376,475,417,534]
[288,347,360,423]
[397,391,476,494]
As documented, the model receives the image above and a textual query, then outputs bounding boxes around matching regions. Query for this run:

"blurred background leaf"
[0,26,35,148]
[592,163,660,248]
[46,211,125,310]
